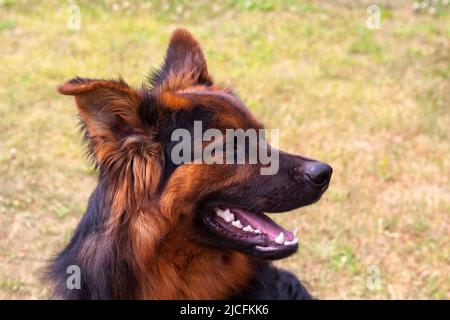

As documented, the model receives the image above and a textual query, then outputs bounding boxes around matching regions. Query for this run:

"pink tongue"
[231,208,294,241]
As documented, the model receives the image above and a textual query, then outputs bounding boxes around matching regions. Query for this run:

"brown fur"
[50,29,261,299]
[48,28,328,300]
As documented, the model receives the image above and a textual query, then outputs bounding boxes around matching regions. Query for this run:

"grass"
[0,0,449,299]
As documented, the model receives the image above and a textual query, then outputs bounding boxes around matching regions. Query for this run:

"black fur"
[45,178,138,299]
[234,263,313,300]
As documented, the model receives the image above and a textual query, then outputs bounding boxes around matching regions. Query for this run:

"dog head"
[58,29,332,261]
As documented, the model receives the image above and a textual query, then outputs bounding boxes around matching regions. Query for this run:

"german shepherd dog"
[47,29,332,299]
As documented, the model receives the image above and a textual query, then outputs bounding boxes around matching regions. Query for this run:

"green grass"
[0,0,449,299]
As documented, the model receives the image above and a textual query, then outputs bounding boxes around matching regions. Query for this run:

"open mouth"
[201,206,299,260]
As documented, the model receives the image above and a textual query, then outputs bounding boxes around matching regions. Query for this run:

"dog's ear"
[149,28,213,91]
[58,77,148,165]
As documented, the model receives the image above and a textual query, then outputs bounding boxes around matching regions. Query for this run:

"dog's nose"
[305,161,332,186]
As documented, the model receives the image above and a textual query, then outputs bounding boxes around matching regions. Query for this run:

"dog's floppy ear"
[149,28,213,91]
[58,77,146,165]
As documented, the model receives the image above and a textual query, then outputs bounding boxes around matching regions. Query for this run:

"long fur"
[46,28,313,300]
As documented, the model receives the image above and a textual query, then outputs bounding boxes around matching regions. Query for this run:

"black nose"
[305,162,332,186]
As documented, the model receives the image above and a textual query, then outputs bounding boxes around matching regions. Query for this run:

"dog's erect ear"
[149,28,213,90]
[58,77,146,165]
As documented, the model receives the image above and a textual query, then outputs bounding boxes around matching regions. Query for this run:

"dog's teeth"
[274,232,285,244]
[232,220,243,229]
[243,225,255,232]
[216,208,234,223]
[254,229,261,234]
[292,227,298,235]
[284,238,299,245]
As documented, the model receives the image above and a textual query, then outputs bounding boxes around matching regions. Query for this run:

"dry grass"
[0,0,449,299]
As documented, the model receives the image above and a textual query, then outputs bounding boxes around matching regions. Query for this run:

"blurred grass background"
[0,0,449,299]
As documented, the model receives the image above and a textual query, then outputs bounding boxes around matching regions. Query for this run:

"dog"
[46,28,332,299]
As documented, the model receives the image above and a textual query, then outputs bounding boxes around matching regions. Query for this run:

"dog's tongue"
[230,208,295,241]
